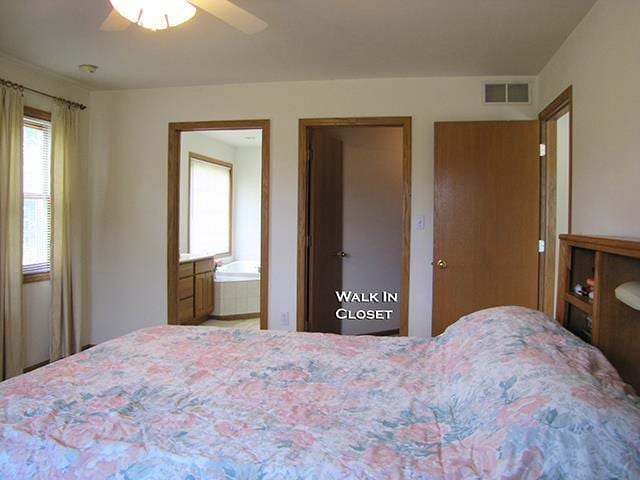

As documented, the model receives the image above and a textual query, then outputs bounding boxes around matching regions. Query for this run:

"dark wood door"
[307,130,343,333]
[433,121,540,335]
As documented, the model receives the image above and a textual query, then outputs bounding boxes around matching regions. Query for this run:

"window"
[22,108,52,281]
[189,153,232,256]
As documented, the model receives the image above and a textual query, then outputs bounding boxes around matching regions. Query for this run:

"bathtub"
[213,261,260,317]
[215,261,260,280]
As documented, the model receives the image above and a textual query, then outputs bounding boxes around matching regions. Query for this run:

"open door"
[307,130,343,333]
[432,121,540,335]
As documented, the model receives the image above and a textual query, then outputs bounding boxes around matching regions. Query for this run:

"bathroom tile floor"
[200,318,260,330]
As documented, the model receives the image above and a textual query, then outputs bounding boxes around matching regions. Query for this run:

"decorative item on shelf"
[615,281,640,311]
[579,315,593,343]
[574,283,593,299]
[586,277,596,300]
[586,315,593,331]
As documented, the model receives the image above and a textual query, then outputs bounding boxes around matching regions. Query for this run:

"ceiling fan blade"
[189,0,268,35]
[100,9,132,31]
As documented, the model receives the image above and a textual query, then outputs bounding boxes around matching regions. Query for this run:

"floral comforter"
[1,307,639,479]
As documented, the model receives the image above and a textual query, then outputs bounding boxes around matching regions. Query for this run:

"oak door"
[432,121,540,335]
[307,130,343,333]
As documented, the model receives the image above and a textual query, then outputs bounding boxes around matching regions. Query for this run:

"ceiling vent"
[484,82,530,104]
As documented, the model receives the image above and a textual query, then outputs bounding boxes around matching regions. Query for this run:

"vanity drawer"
[179,262,194,278]
[195,258,214,274]
[178,277,194,300]
[178,297,194,324]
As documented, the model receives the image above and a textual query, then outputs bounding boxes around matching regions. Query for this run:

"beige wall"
[539,0,640,238]
[233,147,262,263]
[326,127,403,335]
[0,53,90,366]
[88,76,537,343]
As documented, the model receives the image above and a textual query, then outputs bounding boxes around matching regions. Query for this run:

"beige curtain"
[0,84,25,380]
[49,101,81,361]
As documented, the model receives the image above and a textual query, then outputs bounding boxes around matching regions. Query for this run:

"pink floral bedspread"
[1,307,639,479]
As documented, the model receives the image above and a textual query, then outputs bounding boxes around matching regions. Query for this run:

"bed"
[1,306,639,479]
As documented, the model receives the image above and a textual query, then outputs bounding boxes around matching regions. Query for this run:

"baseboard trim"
[357,329,400,337]
[210,312,260,321]
[23,344,96,374]
[23,360,48,373]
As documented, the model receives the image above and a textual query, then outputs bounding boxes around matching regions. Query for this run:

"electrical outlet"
[416,215,425,230]
[280,312,290,326]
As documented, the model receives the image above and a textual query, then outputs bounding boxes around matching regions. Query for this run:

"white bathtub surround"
[200,318,260,330]
[213,261,260,318]
[213,279,260,317]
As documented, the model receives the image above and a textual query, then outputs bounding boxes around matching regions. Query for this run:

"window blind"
[22,116,52,275]
[189,158,231,256]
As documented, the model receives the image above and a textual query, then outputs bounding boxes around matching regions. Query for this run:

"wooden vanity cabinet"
[195,270,214,320]
[178,257,214,325]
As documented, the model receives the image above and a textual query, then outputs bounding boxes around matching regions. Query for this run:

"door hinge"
[307,147,313,162]
[538,240,545,253]
[306,235,313,247]
[539,144,546,157]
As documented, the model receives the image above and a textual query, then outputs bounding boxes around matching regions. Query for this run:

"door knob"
[336,251,348,258]
[436,259,448,269]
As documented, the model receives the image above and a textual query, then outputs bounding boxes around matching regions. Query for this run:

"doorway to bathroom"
[538,86,573,318]
[167,120,270,330]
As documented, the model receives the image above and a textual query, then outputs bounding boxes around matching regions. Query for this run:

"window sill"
[23,271,51,284]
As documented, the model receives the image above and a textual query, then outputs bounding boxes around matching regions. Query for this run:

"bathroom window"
[22,108,52,282]
[189,153,232,256]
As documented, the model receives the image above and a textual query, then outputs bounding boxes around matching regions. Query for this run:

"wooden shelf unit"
[563,292,593,316]
[556,234,640,391]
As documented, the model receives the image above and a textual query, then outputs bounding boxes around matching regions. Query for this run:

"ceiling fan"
[100,0,268,34]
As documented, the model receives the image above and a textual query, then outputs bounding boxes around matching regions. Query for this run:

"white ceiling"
[198,129,263,147]
[0,0,596,90]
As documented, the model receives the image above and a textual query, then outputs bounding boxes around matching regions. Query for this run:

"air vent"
[484,82,530,104]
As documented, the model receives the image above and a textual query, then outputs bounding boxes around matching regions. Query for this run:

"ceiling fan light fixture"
[109,0,196,30]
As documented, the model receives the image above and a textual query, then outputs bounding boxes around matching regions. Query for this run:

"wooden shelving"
[556,234,640,392]
[564,292,593,315]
